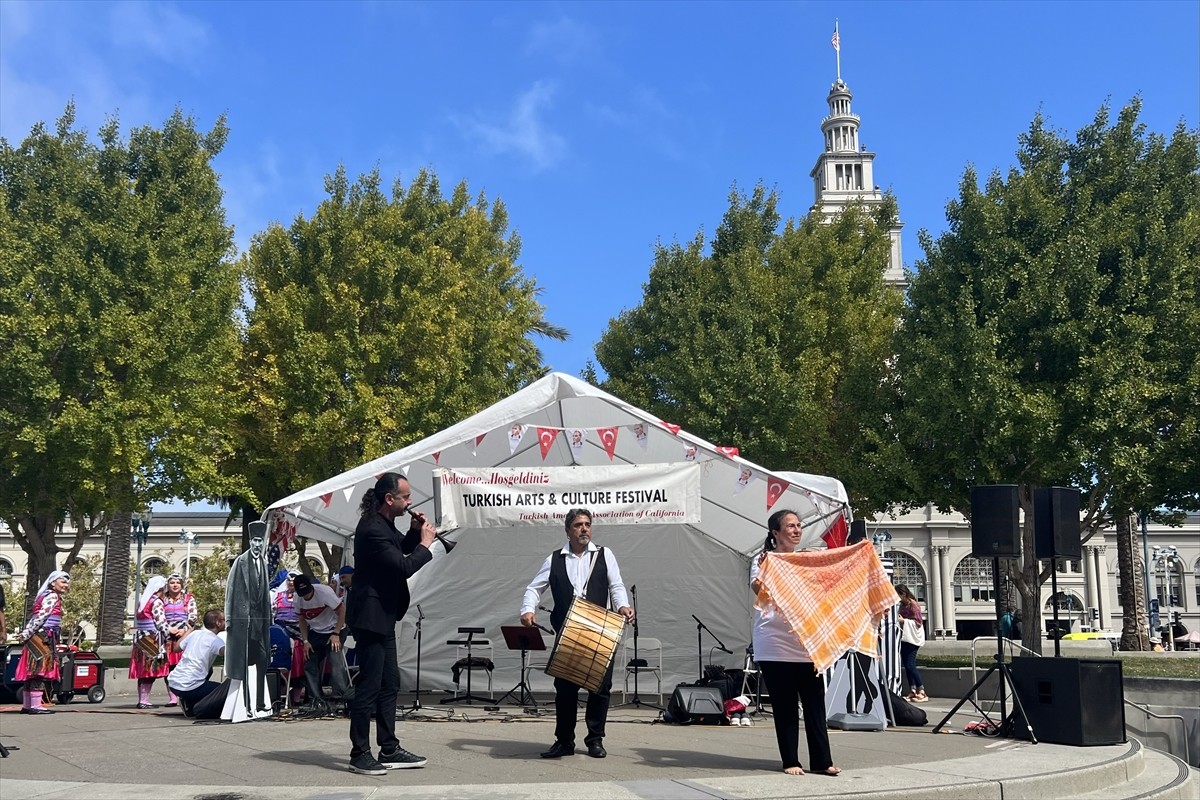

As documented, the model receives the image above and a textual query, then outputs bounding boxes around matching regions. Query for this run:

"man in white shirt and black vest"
[520,508,634,759]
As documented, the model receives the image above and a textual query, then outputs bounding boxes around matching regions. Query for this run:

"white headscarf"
[36,570,70,598]
[139,575,168,609]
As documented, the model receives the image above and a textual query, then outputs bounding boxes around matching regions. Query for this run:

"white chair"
[621,637,662,704]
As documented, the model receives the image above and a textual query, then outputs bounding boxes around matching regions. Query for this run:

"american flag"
[831,28,840,52]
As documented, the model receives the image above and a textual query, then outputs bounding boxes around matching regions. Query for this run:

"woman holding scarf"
[15,570,70,714]
[129,575,171,708]
[163,573,199,707]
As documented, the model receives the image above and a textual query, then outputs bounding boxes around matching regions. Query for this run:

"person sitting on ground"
[167,609,230,719]
[293,573,355,709]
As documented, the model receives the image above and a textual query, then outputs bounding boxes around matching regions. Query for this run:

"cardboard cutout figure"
[222,524,273,721]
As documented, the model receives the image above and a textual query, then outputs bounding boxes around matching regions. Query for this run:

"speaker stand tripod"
[932,557,1037,742]
[614,586,662,710]
[400,605,427,718]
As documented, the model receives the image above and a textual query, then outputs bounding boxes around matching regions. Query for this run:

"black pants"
[758,660,833,771]
[175,678,230,719]
[553,660,614,747]
[348,627,400,759]
[303,630,354,704]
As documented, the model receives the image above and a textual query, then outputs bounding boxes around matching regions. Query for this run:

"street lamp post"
[131,511,152,624]
[1151,545,1179,650]
[178,529,201,582]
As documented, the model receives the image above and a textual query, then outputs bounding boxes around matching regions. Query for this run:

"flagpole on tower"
[832,19,841,79]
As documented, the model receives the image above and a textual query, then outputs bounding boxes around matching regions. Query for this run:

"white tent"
[266,372,849,694]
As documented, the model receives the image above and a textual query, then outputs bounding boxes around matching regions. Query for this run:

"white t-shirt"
[750,555,811,662]
[295,583,342,634]
[167,628,225,692]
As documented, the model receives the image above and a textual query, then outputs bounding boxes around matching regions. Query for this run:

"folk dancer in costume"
[520,508,634,760]
[129,575,171,709]
[750,510,842,777]
[14,570,70,714]
[163,573,199,707]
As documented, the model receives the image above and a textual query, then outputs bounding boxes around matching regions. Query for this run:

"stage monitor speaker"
[1009,657,1125,746]
[665,684,724,725]
[1033,486,1082,560]
[848,519,868,545]
[970,485,1021,557]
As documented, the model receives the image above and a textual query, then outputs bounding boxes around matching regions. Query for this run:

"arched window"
[883,550,927,602]
[953,556,995,603]
[1045,591,1084,612]
[1194,558,1200,606]
[142,557,167,576]
[306,557,326,579]
[0,557,13,578]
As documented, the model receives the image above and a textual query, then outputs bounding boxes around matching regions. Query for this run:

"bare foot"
[820,766,842,776]
[783,766,805,775]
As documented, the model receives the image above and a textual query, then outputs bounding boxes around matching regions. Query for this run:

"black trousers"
[553,660,614,746]
[348,628,400,758]
[758,660,833,771]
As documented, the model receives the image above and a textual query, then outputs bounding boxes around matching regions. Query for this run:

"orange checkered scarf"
[754,540,899,673]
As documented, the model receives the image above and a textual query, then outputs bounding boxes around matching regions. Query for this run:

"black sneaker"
[378,746,427,769]
[348,752,387,775]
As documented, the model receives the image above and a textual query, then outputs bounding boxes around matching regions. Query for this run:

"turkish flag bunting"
[597,426,619,460]
[320,492,333,508]
[536,427,557,459]
[822,513,849,549]
[716,446,740,458]
[660,421,681,435]
[432,451,441,465]
[766,477,789,510]
[476,433,487,446]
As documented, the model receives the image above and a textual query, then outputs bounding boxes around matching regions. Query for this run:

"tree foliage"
[0,104,247,604]
[595,184,905,514]
[231,167,568,508]
[895,99,1200,650]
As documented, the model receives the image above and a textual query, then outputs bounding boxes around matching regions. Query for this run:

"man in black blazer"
[346,472,436,776]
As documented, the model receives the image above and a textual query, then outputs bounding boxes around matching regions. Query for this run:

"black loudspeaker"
[1009,657,1125,746]
[970,485,1021,557]
[848,519,868,545]
[1033,486,1082,559]
[666,685,724,725]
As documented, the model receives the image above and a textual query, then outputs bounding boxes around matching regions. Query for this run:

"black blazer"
[346,511,432,636]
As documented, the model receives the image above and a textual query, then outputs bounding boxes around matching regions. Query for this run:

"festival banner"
[435,463,702,528]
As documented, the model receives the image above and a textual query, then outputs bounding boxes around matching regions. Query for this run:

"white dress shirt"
[520,541,630,616]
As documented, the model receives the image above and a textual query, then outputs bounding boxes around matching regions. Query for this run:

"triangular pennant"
[766,477,790,510]
[822,513,849,549]
[716,446,740,458]
[734,467,756,495]
[472,432,487,456]
[508,424,526,455]
[660,421,681,435]
[598,426,619,460]
[400,464,410,476]
[536,427,557,460]
[320,492,333,508]
[342,486,355,503]
[630,423,649,450]
[432,451,441,465]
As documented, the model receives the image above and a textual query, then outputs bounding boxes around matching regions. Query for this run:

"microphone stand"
[615,585,663,710]
[401,605,426,717]
[692,615,731,683]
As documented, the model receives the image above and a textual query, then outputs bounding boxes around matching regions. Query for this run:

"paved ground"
[0,691,1130,800]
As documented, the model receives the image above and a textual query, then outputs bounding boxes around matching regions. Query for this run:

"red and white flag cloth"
[270,512,297,551]
[320,492,333,508]
[508,424,526,455]
[766,477,790,510]
[471,433,486,456]
[660,421,681,435]
[822,513,849,549]
[716,446,740,458]
[831,26,840,51]
[754,541,898,673]
[597,426,619,460]
[536,427,557,460]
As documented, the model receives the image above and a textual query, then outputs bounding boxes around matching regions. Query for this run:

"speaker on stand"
[1033,486,1082,657]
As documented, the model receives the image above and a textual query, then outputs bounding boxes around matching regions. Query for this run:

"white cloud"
[108,1,211,66]
[455,81,567,171]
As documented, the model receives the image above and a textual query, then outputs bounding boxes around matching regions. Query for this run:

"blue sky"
[3,1,1197,508]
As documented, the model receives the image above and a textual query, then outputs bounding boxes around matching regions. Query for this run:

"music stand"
[496,625,545,708]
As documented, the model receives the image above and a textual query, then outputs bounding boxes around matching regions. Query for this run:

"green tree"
[595,184,905,514]
[895,100,1199,651]
[61,554,103,646]
[230,166,567,519]
[184,537,240,621]
[0,104,248,633]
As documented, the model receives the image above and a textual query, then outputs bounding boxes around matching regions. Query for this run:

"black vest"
[548,547,610,633]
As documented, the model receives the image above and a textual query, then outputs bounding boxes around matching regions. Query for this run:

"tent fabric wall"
[266,372,849,692]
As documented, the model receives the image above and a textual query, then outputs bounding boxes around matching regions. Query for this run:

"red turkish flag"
[432,451,441,465]
[766,477,790,510]
[319,492,333,508]
[536,427,557,459]
[822,513,849,549]
[660,421,681,435]
[476,433,487,447]
[716,446,740,458]
[597,426,619,460]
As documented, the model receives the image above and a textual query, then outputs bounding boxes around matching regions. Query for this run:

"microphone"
[717,644,732,654]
